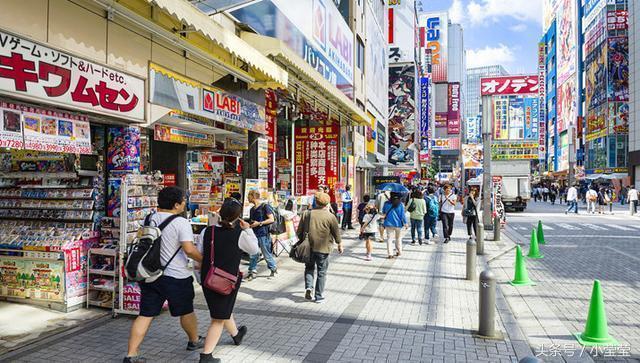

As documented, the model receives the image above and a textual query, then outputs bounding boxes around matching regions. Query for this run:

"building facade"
[629,0,640,184]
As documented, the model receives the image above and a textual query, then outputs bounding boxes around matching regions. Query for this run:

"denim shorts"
[139,275,195,317]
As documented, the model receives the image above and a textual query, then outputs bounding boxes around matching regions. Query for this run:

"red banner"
[447,83,460,134]
[265,90,277,152]
[294,124,340,195]
[481,75,539,96]
[607,10,627,31]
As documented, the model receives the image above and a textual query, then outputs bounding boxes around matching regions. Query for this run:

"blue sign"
[419,77,429,150]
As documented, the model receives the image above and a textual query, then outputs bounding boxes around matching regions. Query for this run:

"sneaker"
[123,356,146,363]
[187,336,205,351]
[199,353,221,363]
[444,238,450,243]
[411,240,416,245]
[245,272,256,281]
[424,240,431,245]
[269,268,278,277]
[232,326,247,346]
[418,240,423,245]
[314,297,326,304]
[305,289,313,301]
[434,234,440,239]
[365,254,372,261]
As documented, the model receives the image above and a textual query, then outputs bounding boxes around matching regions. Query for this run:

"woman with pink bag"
[196,198,260,363]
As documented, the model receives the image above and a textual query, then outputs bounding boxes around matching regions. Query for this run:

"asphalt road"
[505,200,640,362]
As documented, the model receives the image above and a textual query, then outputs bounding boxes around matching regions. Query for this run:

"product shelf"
[89,269,116,276]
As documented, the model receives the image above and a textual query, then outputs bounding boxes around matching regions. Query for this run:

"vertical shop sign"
[447,83,460,134]
[419,77,429,161]
[538,42,546,159]
[294,125,339,195]
[420,12,448,82]
[265,90,278,152]
[257,137,269,182]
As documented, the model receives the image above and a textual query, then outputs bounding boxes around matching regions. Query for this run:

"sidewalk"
[3,217,530,363]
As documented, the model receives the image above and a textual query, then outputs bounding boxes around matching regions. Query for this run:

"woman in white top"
[360,205,380,261]
[439,184,457,243]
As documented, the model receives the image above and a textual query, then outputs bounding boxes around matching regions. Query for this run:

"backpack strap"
[158,214,183,271]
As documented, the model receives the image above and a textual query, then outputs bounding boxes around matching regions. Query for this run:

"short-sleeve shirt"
[250,203,274,237]
[439,193,457,214]
[148,212,194,279]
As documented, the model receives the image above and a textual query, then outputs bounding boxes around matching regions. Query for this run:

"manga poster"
[107,127,141,172]
[608,37,629,102]
[388,65,416,167]
[556,0,577,84]
[557,78,577,133]
[585,43,607,111]
[586,105,607,141]
[609,102,629,134]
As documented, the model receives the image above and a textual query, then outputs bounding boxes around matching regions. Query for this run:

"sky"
[418,0,543,74]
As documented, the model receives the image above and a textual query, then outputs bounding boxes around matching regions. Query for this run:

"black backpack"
[124,213,181,283]
[265,204,286,235]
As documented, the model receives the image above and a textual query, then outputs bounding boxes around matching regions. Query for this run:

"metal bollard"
[631,201,635,216]
[478,269,498,338]
[476,223,484,255]
[466,238,477,281]
[493,216,501,241]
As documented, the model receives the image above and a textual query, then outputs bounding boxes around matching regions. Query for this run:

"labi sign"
[203,89,241,117]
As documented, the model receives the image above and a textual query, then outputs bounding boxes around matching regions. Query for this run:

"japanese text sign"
[294,125,340,195]
[607,10,627,31]
[480,75,539,96]
[447,83,460,134]
[0,31,144,120]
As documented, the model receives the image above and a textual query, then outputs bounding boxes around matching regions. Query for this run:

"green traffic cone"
[575,280,619,346]
[510,245,535,286]
[537,220,546,244]
[527,229,543,259]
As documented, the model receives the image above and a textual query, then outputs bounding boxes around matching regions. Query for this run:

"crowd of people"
[122,182,481,363]
[534,182,639,215]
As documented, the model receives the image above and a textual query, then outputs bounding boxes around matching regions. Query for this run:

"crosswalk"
[510,222,640,233]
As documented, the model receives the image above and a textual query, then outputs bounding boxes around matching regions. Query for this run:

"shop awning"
[130,0,288,89]
[241,33,369,126]
[356,157,376,169]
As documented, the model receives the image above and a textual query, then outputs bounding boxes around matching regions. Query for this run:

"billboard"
[607,37,629,102]
[493,96,539,142]
[431,137,460,151]
[388,0,416,63]
[419,12,448,82]
[231,0,354,99]
[366,1,388,116]
[557,77,577,133]
[447,83,460,134]
[609,102,629,134]
[388,65,416,167]
[494,97,508,140]
[419,77,430,161]
[480,76,539,96]
[557,0,577,85]
[462,144,483,169]
[508,97,524,140]
[606,10,628,31]
[586,104,607,141]
[543,0,559,32]
[585,43,607,111]
[294,124,340,195]
[538,42,546,159]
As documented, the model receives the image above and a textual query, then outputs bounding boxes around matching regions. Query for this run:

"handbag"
[407,199,416,213]
[203,227,239,295]
[290,211,312,264]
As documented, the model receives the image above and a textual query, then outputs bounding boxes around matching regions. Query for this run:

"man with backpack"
[246,190,278,280]
[423,186,439,244]
[124,187,204,363]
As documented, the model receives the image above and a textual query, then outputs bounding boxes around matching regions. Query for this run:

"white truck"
[492,160,531,212]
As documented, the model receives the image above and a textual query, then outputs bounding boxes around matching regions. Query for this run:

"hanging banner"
[265,90,278,152]
[447,83,460,134]
[462,144,483,169]
[0,31,144,120]
[154,125,214,147]
[538,42,546,159]
[294,124,340,195]
[481,75,539,96]
[492,175,506,224]
[419,77,429,161]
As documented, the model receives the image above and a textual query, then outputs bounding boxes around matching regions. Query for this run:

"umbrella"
[376,182,409,193]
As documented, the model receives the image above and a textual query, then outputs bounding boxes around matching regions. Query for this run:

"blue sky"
[418,0,543,74]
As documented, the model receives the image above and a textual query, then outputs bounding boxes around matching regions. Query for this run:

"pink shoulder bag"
[203,227,239,295]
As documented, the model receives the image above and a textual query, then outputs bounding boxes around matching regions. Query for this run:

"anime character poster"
[585,43,607,111]
[107,127,141,172]
[608,37,629,102]
[388,65,416,167]
[557,0,577,84]
[557,78,577,133]
[609,102,629,133]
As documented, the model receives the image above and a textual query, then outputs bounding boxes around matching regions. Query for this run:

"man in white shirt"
[124,187,204,363]
[565,184,579,214]
[627,185,638,215]
[341,185,354,230]
[439,185,457,243]
[586,187,598,214]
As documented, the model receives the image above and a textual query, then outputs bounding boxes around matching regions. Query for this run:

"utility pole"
[481,95,492,229]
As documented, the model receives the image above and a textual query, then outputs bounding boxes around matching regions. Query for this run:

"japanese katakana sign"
[0,31,144,120]
[294,125,340,196]
[480,75,539,96]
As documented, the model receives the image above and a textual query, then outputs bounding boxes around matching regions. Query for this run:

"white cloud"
[509,23,527,32]
[449,0,465,24]
[466,44,515,69]
[467,0,542,26]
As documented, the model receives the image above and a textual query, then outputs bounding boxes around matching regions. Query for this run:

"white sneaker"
[433,234,440,239]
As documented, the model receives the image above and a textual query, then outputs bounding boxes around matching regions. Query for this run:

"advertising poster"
[122,282,141,313]
[556,0,577,85]
[609,102,629,134]
[508,97,524,140]
[0,105,23,149]
[223,174,243,199]
[366,1,388,116]
[491,176,506,224]
[524,97,539,141]
[494,97,509,140]
[0,257,27,298]
[462,144,483,169]
[419,12,448,82]
[431,137,460,151]
[153,125,214,147]
[466,116,481,144]
[559,132,569,171]
[538,41,547,159]
[607,37,629,102]
[557,78,577,133]
[419,77,429,160]
[388,65,416,167]
[24,260,64,302]
[543,0,560,31]
[294,125,340,195]
[435,112,448,128]
[388,0,417,64]
[585,43,607,111]
[586,105,607,141]
[265,89,278,151]
[607,10,628,31]
[107,126,141,172]
[447,83,460,134]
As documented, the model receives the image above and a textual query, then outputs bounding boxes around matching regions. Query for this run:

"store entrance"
[151,140,187,189]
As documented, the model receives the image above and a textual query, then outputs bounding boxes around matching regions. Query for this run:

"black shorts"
[139,275,195,317]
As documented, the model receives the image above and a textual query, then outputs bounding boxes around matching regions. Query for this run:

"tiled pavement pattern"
[4,217,529,363]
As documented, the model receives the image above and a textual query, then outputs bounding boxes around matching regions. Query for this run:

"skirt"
[202,278,242,319]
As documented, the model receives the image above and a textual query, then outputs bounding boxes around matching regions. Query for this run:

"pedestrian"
[123,187,204,363]
[619,185,627,205]
[565,183,579,214]
[382,193,407,258]
[586,186,598,214]
[340,185,354,230]
[549,186,557,205]
[360,205,379,261]
[597,186,606,214]
[462,188,479,238]
[297,192,343,303]
[606,187,614,214]
[542,185,549,202]
[246,190,277,280]
[376,190,390,242]
[627,185,638,215]
[196,199,259,363]
[439,184,457,243]
[407,189,427,245]
[423,185,439,244]
[356,195,371,225]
